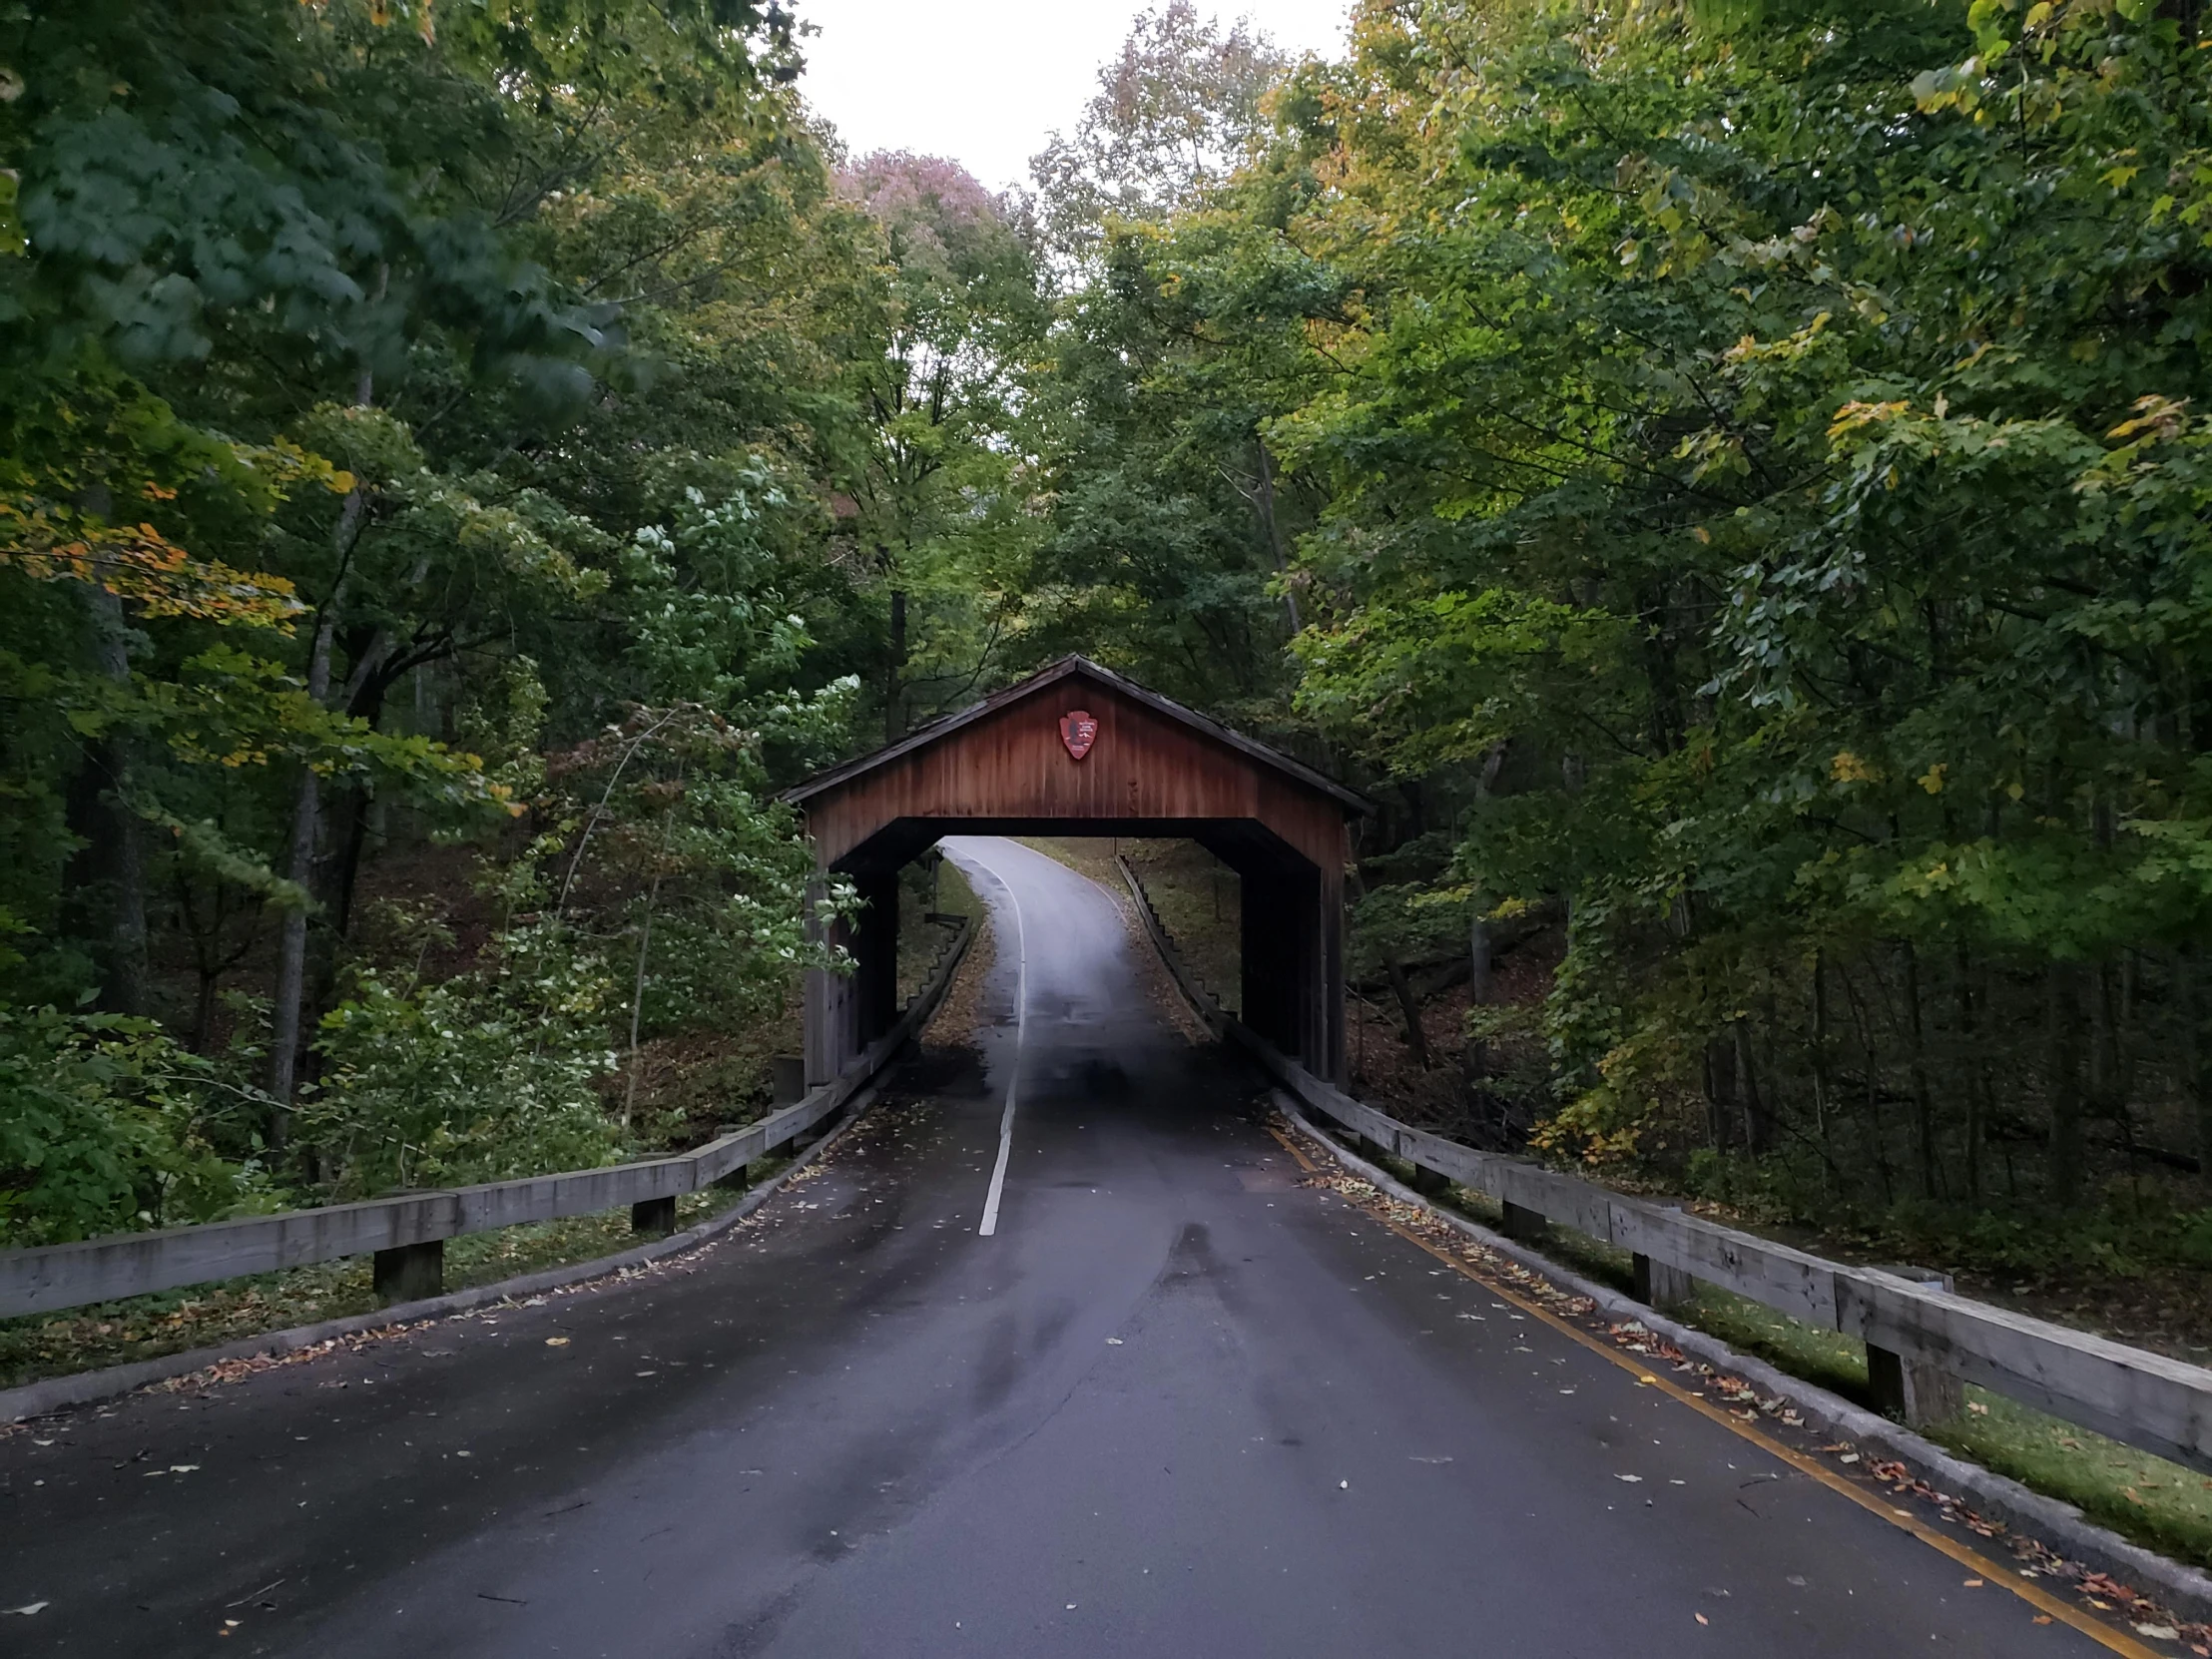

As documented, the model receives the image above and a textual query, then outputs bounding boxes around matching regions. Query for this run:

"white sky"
[790,2,1355,192]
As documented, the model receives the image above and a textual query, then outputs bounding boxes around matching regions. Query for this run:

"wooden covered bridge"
[785,656,1370,1089]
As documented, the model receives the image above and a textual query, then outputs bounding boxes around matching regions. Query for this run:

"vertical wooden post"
[804,875,837,1088]
[1501,1202,1547,1245]
[1867,1345,1964,1425]
[1632,1254,1696,1311]
[372,1239,443,1305]
[1866,1267,1964,1424]
[1320,855,1348,1086]
[631,1195,678,1236]
[771,1056,806,1106]
[1241,871,1295,1055]
[854,868,899,1044]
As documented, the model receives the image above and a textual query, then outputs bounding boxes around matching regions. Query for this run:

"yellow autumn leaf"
[1831,750,1881,784]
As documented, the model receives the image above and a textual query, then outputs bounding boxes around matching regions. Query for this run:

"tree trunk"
[2182,949,2212,1191]
[625,876,660,1128]
[1734,1020,1769,1154]
[1464,741,1506,1085]
[1902,941,1939,1200]
[270,361,373,1124]
[68,583,150,1015]
[1704,1036,1736,1150]
[1465,906,1491,1082]
[2046,959,2085,1207]
[269,501,364,1122]
[1839,961,1895,1203]
[1952,944,1990,1203]
[1384,953,1433,1070]
[1253,438,1302,637]
[266,612,334,1126]
[885,586,907,744]
[1810,949,1834,1191]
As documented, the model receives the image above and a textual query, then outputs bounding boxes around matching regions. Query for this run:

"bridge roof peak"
[784,654,1372,817]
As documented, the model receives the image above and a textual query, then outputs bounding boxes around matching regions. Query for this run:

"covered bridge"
[784,656,1371,1089]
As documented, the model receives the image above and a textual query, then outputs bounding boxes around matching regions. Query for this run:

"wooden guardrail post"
[1632,1204,1696,1310]
[1407,1162,1451,1199]
[1867,1343,1964,1426]
[373,1240,442,1305]
[712,1122,753,1193]
[1632,1253,1696,1312]
[631,1196,678,1237]
[1864,1267,1965,1425]
[771,1056,807,1106]
[1500,1201,1547,1245]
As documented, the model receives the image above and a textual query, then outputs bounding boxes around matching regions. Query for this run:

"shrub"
[0,1004,278,1245]
[303,922,620,1198]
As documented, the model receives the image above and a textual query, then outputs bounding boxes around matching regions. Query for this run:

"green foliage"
[0,1005,277,1245]
[0,0,902,1240]
[302,923,620,1198]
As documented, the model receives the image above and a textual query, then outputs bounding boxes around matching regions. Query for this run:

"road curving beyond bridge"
[0,836,2120,1656]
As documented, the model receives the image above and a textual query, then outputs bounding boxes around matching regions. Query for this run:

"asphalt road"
[0,836,2117,1657]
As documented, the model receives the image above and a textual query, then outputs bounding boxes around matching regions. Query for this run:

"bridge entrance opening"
[784,657,1371,1089]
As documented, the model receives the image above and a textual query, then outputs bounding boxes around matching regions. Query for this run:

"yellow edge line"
[1265,1124,2157,1659]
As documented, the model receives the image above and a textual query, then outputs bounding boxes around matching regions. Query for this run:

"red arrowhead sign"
[1059,709,1098,761]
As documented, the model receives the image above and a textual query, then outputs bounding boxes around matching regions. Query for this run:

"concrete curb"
[1,1087,888,1425]
[1275,1097,2212,1627]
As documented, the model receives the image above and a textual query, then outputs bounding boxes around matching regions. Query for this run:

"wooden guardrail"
[0,916,973,1321]
[1114,855,2212,1476]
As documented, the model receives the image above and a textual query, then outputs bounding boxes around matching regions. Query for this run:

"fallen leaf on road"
[544,1338,569,1347]
[1615,1474,1643,1483]
[2033,1616,2053,1626]
[2137,1626,2181,1641]
[1339,1479,1349,1490]
[5,1603,48,1616]
[1105,1338,1124,1346]
[1695,1612,1709,1626]
[1961,1579,1982,1588]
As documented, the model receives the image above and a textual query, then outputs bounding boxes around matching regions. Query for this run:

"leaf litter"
[1290,1137,2212,1655]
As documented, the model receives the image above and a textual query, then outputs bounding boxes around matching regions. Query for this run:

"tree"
[834,152,1047,739]
[0,0,891,1237]
[1030,2,1290,270]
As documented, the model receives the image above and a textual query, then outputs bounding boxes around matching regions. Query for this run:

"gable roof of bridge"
[783,655,1373,817]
